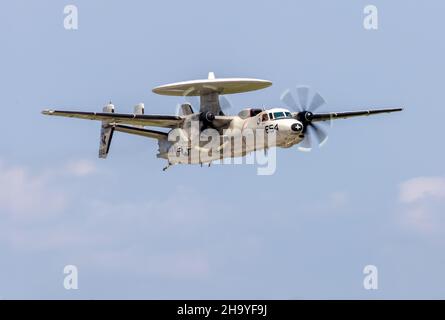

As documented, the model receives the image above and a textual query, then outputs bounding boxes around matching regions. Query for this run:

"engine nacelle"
[199,111,215,127]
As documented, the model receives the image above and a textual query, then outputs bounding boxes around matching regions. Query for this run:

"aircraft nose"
[291,122,303,133]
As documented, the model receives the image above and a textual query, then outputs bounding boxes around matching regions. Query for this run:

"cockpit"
[259,111,293,122]
[238,108,294,121]
[270,111,293,119]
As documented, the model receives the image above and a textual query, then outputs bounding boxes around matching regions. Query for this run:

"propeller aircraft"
[42,72,402,171]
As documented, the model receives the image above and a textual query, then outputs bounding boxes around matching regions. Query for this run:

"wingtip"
[41,109,53,115]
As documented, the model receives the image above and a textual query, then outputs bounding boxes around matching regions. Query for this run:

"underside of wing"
[114,125,168,140]
[42,109,183,128]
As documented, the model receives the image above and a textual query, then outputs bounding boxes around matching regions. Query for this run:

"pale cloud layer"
[399,177,445,204]
[0,161,67,219]
[0,159,213,282]
[397,176,445,235]
[329,191,349,208]
[0,158,97,220]
[65,159,97,177]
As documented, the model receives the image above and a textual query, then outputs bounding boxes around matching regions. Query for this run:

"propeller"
[280,86,331,151]
[219,95,232,114]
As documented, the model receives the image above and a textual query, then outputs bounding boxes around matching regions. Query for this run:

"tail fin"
[99,103,115,159]
[180,103,194,115]
[98,102,146,158]
[133,103,145,128]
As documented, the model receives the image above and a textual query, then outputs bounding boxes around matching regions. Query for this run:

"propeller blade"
[219,95,232,111]
[308,92,326,112]
[296,86,309,110]
[280,89,300,111]
[185,96,199,109]
[182,86,199,109]
[310,123,328,146]
[175,103,183,116]
[298,127,312,151]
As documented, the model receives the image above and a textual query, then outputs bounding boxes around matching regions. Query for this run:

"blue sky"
[0,0,444,299]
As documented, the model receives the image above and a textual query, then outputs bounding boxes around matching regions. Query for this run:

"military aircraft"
[42,72,402,170]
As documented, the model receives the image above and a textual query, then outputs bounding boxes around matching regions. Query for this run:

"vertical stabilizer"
[99,102,115,159]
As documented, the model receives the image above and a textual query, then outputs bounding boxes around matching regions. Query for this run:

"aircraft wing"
[308,107,403,122]
[42,109,183,128]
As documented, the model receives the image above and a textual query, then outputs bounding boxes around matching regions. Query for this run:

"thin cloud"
[0,168,213,280]
[329,191,349,208]
[397,176,445,235]
[399,176,445,203]
[0,158,98,222]
[0,160,67,219]
[65,159,97,177]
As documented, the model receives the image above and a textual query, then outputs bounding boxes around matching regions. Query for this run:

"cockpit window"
[273,112,285,119]
[272,112,293,119]
[261,113,269,122]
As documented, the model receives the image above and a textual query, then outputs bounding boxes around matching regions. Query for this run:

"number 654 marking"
[265,124,278,134]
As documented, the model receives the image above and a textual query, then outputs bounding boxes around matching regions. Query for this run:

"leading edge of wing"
[42,109,183,128]
[311,107,403,122]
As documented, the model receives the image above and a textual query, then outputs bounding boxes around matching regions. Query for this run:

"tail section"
[99,124,114,159]
[180,103,194,115]
[98,102,147,159]
[133,103,145,128]
[99,102,115,159]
